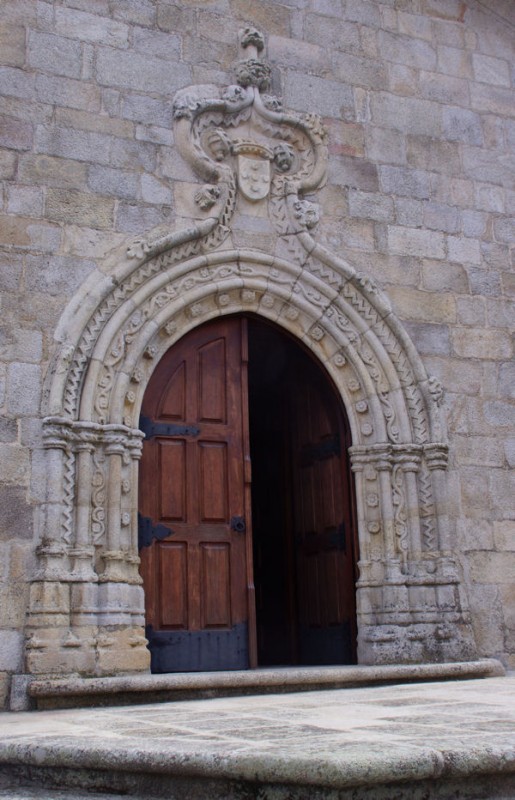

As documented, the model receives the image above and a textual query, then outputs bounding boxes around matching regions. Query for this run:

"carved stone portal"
[27,30,477,680]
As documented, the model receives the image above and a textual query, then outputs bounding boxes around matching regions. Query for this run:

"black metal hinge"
[300,433,340,466]
[139,414,200,439]
[138,513,174,549]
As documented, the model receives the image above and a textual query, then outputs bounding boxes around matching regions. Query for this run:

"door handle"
[230,516,246,533]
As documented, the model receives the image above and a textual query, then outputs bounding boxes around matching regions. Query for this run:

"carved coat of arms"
[237,155,271,201]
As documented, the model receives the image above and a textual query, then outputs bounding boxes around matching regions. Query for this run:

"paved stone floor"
[1,675,515,798]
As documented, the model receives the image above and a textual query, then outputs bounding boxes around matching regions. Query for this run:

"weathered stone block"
[112,0,156,26]
[421,259,468,292]
[121,93,175,127]
[330,156,379,192]
[457,517,494,550]
[455,435,505,468]
[35,74,100,112]
[407,137,461,174]
[45,187,115,229]
[88,165,140,201]
[348,190,393,222]
[486,300,515,329]
[493,217,515,245]
[109,138,156,172]
[380,166,430,199]
[452,329,512,360]
[447,235,481,265]
[0,418,17,443]
[141,174,173,205]
[463,147,515,189]
[377,30,436,70]
[0,327,42,362]
[35,125,113,165]
[462,210,488,238]
[423,202,460,234]
[404,321,451,356]
[0,443,30,484]
[389,285,456,323]
[6,363,41,416]
[18,154,87,190]
[27,30,82,79]
[0,151,17,179]
[0,630,23,672]
[442,106,483,145]
[0,114,33,151]
[0,66,35,101]
[494,521,515,552]
[25,254,95,296]
[475,184,505,213]
[115,202,168,234]
[499,363,515,400]
[304,13,361,55]
[472,53,511,87]
[468,267,501,298]
[132,27,181,60]
[156,4,196,34]
[484,402,515,429]
[285,72,354,118]
[436,44,472,78]
[370,92,442,136]
[53,6,129,47]
[96,47,191,93]
[387,226,445,259]
[0,216,61,252]
[55,107,134,139]
[365,126,406,165]
[419,71,469,105]
[326,120,365,158]
[334,53,387,90]
[456,297,486,326]
[394,198,424,227]
[7,186,43,216]
[0,22,25,68]
[470,83,515,118]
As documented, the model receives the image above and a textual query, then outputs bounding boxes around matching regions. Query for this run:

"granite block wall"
[0,0,513,706]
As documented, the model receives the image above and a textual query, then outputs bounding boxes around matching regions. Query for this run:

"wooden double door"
[139,316,357,672]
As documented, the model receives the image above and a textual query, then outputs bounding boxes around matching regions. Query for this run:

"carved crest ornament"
[28,29,477,681]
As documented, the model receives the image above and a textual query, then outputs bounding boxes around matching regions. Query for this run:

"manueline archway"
[26,28,477,681]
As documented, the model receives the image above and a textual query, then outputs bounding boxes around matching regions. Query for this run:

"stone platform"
[1,664,515,799]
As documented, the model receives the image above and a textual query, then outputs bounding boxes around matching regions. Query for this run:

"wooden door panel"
[200,543,231,628]
[199,441,228,522]
[139,317,253,672]
[198,338,227,422]
[158,440,186,521]
[159,361,186,419]
[158,542,188,629]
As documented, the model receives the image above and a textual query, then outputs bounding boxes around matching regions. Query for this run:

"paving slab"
[1,674,515,798]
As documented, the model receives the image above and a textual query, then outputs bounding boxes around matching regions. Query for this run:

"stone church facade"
[0,0,513,708]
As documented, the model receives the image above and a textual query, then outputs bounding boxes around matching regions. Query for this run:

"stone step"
[16,657,504,710]
[1,671,515,800]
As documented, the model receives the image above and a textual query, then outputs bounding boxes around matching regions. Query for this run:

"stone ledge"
[25,658,505,710]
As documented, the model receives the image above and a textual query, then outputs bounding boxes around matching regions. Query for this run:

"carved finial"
[240,27,265,53]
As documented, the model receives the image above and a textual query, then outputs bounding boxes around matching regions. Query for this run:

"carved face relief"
[237,155,271,201]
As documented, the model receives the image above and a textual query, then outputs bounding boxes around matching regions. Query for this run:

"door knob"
[230,516,246,533]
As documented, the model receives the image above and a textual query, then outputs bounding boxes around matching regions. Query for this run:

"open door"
[138,317,256,671]
[248,318,357,666]
[139,315,357,672]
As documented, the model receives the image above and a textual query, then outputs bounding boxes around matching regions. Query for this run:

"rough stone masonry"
[0,0,514,709]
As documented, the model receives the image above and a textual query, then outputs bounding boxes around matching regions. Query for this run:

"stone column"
[424,443,451,553]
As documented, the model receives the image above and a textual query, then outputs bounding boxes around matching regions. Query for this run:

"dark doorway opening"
[247,317,357,667]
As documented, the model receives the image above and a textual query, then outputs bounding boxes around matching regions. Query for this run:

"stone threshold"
[21,658,504,710]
